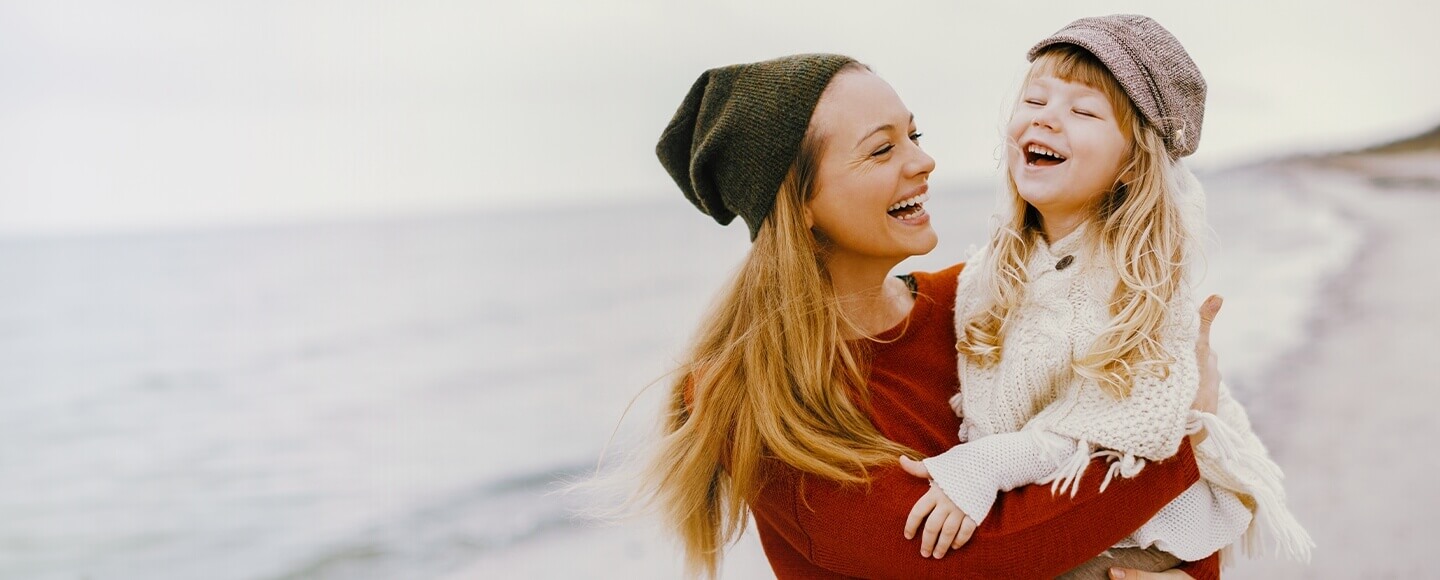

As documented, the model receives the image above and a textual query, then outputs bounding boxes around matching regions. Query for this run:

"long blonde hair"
[958,44,1197,398]
[635,66,919,577]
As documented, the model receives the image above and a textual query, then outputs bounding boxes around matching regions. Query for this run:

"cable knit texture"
[924,226,1313,564]
[743,264,1221,579]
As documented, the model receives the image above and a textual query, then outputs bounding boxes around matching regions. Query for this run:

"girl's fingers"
[932,511,963,558]
[898,455,931,479]
[953,515,977,550]
[921,507,947,557]
[905,495,935,540]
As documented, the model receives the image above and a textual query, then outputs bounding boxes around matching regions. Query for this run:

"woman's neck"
[825,255,913,338]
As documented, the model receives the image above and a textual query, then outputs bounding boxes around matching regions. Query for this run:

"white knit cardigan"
[922,227,1313,562]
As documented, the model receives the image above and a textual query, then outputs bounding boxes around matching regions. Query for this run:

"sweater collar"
[1032,222,1090,267]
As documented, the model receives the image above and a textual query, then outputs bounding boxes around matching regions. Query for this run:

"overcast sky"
[2,0,1437,235]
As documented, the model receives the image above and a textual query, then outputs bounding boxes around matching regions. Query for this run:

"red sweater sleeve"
[750,440,1202,579]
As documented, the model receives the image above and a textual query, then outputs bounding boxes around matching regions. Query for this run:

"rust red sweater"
[747,263,1219,579]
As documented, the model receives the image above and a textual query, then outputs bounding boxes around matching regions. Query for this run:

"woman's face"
[806,71,937,264]
[1005,74,1129,227]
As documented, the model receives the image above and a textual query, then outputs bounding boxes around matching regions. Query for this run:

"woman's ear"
[803,204,815,230]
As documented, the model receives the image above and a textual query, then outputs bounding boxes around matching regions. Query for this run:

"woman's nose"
[909,147,936,177]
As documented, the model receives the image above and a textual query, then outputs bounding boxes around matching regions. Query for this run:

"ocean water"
[0,167,1361,579]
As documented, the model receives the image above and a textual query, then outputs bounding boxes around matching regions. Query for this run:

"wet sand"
[1229,149,1440,579]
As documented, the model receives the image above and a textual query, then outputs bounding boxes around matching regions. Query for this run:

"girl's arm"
[921,295,1224,529]
[748,440,1202,579]
[919,428,1076,525]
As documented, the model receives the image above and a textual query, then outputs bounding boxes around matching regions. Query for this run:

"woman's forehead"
[813,72,912,140]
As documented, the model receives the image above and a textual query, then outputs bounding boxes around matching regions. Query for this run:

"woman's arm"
[749,440,1202,579]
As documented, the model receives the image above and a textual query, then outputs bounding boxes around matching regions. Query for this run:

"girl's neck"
[825,255,913,338]
[1041,214,1087,244]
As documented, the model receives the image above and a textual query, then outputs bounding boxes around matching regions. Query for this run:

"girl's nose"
[1032,106,1059,131]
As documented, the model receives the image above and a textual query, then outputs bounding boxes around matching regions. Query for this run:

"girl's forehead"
[1025,74,1109,99]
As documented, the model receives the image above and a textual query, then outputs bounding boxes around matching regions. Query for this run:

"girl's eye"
[909,132,923,142]
[1074,109,1098,118]
[872,144,894,157]
[1024,99,1045,106]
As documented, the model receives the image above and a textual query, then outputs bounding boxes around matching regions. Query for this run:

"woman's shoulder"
[909,262,966,286]
[907,262,966,305]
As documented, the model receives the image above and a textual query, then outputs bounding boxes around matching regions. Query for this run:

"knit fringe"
[1038,439,1093,498]
[1037,439,1150,498]
[1092,448,1146,493]
[1189,411,1315,563]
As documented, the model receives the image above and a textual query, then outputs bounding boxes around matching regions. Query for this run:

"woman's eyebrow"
[854,114,915,149]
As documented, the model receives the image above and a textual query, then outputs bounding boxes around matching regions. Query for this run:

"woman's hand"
[1190,295,1222,416]
[1109,567,1195,579]
[898,456,976,558]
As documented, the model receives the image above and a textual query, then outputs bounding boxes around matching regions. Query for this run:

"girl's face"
[1006,74,1130,234]
[806,71,937,263]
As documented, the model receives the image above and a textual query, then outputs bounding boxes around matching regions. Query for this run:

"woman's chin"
[899,228,940,258]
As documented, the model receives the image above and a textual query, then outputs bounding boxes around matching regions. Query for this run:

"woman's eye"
[909,132,923,142]
[871,144,894,157]
[1024,99,1045,106]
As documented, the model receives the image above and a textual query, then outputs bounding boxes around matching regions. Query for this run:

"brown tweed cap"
[657,54,856,239]
[1028,14,1207,158]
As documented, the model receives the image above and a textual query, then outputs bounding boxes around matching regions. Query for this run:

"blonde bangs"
[1028,45,1140,140]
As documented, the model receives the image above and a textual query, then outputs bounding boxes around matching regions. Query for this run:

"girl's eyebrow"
[854,114,915,150]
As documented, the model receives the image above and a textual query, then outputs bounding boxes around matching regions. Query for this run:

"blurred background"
[2,1,1437,578]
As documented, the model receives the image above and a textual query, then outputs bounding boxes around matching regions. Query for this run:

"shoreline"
[1229,147,1440,578]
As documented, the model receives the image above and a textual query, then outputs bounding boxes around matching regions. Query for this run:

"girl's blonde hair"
[958,44,1197,399]
[634,64,918,578]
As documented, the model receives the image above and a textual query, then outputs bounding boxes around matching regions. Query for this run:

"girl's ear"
[803,203,815,229]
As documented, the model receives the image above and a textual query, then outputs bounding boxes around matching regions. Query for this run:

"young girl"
[900,15,1313,572]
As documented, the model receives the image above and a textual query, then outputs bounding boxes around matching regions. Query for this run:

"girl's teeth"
[1026,144,1064,159]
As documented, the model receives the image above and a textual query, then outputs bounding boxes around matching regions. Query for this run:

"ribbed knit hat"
[657,54,856,239]
[1027,14,1207,158]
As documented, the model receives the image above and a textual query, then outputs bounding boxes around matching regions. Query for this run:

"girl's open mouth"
[1025,144,1067,167]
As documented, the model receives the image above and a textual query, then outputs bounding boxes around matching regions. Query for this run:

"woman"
[642,53,1222,579]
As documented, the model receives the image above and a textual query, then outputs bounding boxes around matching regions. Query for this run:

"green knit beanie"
[656,53,856,240]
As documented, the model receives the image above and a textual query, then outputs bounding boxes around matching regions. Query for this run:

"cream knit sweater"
[922,226,1313,562]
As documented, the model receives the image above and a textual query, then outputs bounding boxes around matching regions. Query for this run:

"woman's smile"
[886,186,930,224]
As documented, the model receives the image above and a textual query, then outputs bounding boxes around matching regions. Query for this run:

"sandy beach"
[1227,144,1440,578]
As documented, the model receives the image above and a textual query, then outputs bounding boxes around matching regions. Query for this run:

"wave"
[267,463,598,580]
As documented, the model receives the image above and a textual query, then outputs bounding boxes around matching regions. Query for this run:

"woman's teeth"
[887,192,929,219]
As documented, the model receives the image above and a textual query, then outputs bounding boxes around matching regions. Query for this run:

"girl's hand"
[1191,295,1222,416]
[1109,567,1195,579]
[899,456,976,558]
